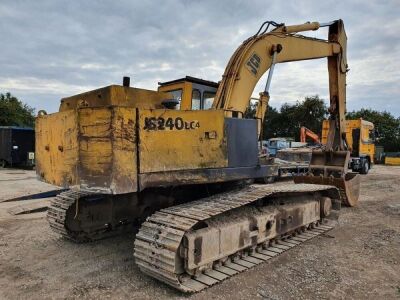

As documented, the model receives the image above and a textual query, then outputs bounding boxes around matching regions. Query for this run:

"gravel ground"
[0,165,399,299]
[0,169,60,203]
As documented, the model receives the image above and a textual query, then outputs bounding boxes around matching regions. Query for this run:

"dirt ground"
[0,165,399,299]
[0,169,61,202]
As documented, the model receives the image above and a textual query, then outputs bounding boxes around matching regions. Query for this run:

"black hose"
[254,21,284,37]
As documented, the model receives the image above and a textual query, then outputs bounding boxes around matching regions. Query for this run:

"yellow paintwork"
[157,81,193,110]
[213,20,347,150]
[255,92,269,138]
[213,25,343,112]
[59,85,168,111]
[36,102,228,192]
[279,22,320,33]
[36,106,137,193]
[322,119,375,162]
[35,20,352,196]
[385,157,400,166]
[139,109,227,173]
[36,109,79,186]
[214,34,339,114]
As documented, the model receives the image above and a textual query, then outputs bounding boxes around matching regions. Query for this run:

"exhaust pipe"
[123,76,130,87]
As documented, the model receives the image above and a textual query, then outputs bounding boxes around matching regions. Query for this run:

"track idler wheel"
[320,197,332,217]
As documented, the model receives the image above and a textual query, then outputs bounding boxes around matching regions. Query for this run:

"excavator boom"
[213,20,346,149]
[300,126,320,144]
[211,19,359,206]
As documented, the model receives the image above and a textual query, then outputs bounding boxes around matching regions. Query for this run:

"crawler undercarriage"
[48,182,340,292]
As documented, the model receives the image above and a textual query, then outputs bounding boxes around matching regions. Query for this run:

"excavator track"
[47,190,93,242]
[134,183,340,292]
[47,190,135,242]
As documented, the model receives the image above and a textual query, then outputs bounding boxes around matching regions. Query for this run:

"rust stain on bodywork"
[36,106,138,194]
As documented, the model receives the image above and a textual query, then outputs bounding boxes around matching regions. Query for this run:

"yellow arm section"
[255,92,270,138]
[213,20,347,150]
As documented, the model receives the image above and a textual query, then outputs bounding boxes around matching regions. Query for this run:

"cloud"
[0,77,95,94]
[0,0,399,116]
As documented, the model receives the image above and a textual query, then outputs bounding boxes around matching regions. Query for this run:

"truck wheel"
[262,176,275,184]
[360,160,369,175]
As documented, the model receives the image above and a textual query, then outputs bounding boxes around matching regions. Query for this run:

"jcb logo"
[246,53,261,76]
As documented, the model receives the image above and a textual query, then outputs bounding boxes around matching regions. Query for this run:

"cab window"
[169,89,183,109]
[191,89,201,110]
[203,91,216,109]
[368,129,376,142]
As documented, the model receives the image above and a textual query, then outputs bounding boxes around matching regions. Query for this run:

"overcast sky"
[0,0,399,116]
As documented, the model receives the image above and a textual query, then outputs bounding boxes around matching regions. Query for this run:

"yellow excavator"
[36,20,359,292]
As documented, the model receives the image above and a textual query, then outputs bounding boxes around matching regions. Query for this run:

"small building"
[0,126,35,167]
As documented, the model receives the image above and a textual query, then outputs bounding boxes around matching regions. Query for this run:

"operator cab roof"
[158,76,219,88]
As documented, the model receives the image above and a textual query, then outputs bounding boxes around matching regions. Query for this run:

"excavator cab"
[157,76,218,110]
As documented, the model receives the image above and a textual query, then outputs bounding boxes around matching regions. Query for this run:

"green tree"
[291,95,328,138]
[346,109,400,152]
[0,93,35,127]
[263,105,281,138]
[262,95,327,140]
[244,100,257,118]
